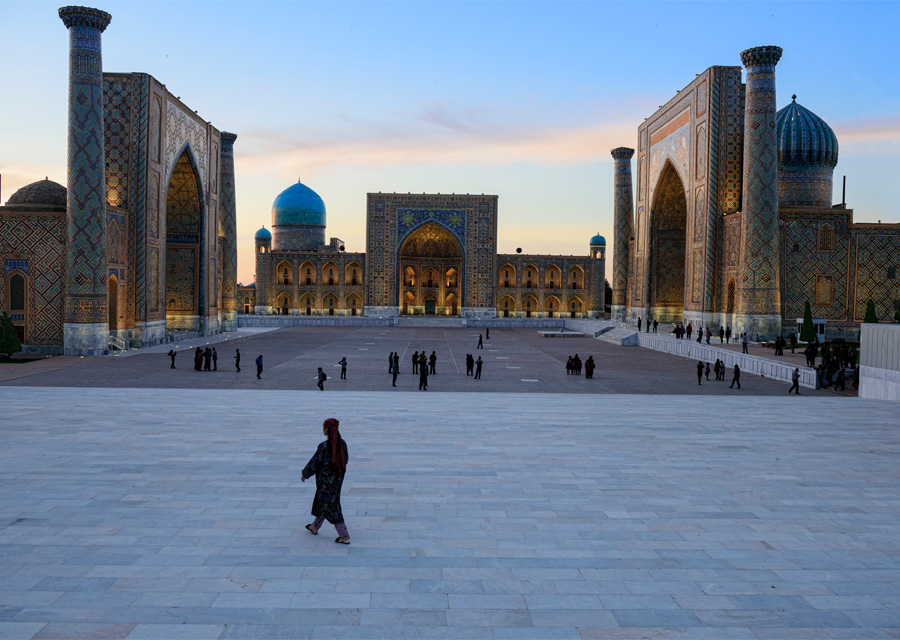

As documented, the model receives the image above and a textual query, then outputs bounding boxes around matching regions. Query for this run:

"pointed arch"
[567,265,585,290]
[276,292,292,315]
[498,294,515,318]
[276,260,293,285]
[165,147,205,329]
[523,264,538,289]
[544,295,561,317]
[323,292,338,315]
[545,264,562,289]
[345,292,362,316]
[323,261,339,287]
[522,294,538,318]
[299,260,316,286]
[567,296,584,318]
[499,263,516,288]
[649,160,688,316]
[345,261,362,286]
[299,292,315,315]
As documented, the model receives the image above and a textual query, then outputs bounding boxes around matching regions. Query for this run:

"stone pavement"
[1,327,822,396]
[1,387,899,639]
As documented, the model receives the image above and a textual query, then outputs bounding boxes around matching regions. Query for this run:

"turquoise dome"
[272,180,326,228]
[776,96,839,169]
[255,226,272,240]
[590,234,606,245]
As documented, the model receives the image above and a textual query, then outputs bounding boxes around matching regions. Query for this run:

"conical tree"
[800,301,816,343]
[0,311,22,358]
[864,299,879,324]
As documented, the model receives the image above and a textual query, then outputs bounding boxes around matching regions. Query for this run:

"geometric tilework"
[165,245,197,314]
[611,148,634,308]
[166,152,202,238]
[854,232,900,322]
[103,76,130,209]
[650,164,687,307]
[781,214,849,322]
[219,132,237,313]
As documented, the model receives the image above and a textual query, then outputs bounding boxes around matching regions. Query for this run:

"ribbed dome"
[590,234,606,245]
[271,181,326,228]
[776,96,839,169]
[6,179,66,207]
[255,226,272,240]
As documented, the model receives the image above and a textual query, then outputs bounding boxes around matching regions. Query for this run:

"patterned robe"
[302,439,348,524]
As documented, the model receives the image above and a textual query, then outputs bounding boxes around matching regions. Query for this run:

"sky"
[1,1,899,286]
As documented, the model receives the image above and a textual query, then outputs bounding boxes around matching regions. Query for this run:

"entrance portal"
[165,149,203,331]
[399,223,462,316]
[650,163,687,321]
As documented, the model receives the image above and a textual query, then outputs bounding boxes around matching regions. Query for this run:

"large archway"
[650,162,687,320]
[398,223,462,315]
[165,149,204,331]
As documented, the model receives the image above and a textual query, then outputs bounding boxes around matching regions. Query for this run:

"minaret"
[736,45,783,340]
[610,147,635,322]
[254,227,273,315]
[219,132,238,331]
[59,6,112,355]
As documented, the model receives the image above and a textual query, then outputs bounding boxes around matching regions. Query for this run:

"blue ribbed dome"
[255,226,272,240]
[776,96,839,169]
[272,181,326,228]
[590,233,606,245]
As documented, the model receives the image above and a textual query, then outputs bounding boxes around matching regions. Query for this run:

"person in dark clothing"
[718,327,725,344]
[584,356,595,379]
[653,319,659,333]
[317,367,327,391]
[203,347,212,371]
[686,322,692,340]
[429,351,436,375]
[474,356,483,379]
[637,317,642,332]
[212,347,218,370]
[393,353,399,372]
[477,334,483,349]
[412,351,419,374]
[741,333,749,354]
[391,359,399,387]
[256,354,263,379]
[730,364,741,389]
[168,350,176,368]
[725,327,732,344]
[302,418,350,544]
[834,367,847,391]
[789,332,797,354]
[705,362,711,380]
[339,357,347,380]
[388,352,394,373]
[713,360,721,381]
[486,327,490,340]
[419,352,427,375]
[566,356,574,375]
[418,364,428,391]
[466,354,474,376]
[573,354,582,376]
[789,368,801,394]
[194,347,203,371]
[697,361,704,385]
[235,349,241,372]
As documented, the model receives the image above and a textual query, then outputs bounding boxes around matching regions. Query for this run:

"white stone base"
[132,321,166,347]
[610,305,628,322]
[365,306,399,317]
[860,365,900,402]
[461,307,496,319]
[732,313,782,341]
[220,311,237,332]
[63,322,108,356]
[254,306,273,316]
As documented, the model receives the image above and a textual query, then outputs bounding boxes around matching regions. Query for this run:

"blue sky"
[2,1,898,284]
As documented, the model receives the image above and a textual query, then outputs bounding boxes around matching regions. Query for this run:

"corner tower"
[736,45,783,339]
[610,147,634,322]
[59,5,112,355]
[219,132,238,330]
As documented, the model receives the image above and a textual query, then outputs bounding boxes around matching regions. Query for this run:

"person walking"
[789,367,801,394]
[388,352,394,373]
[725,327,732,344]
[302,418,350,544]
[474,356,483,379]
[256,354,263,379]
[418,362,429,391]
[730,364,741,389]
[212,347,218,371]
[194,347,202,371]
[486,327,490,340]
[339,357,347,380]
[653,319,659,334]
[686,322,692,340]
[574,354,582,376]
[168,349,176,369]
[637,317,642,332]
[391,359,399,387]
[584,356,595,379]
[203,347,212,371]
[412,351,419,374]
[705,327,711,344]
[317,367,327,391]
[741,332,749,354]
[718,327,725,344]
[393,353,400,372]
[466,354,474,376]
[235,349,241,372]
[477,334,483,349]
[696,361,704,386]
[429,351,436,375]
[566,356,573,375]
[705,362,711,380]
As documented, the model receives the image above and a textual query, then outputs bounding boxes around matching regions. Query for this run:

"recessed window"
[888,267,896,280]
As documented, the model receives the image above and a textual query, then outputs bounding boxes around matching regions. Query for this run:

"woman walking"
[302,418,350,544]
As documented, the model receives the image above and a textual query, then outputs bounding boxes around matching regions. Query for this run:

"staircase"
[108,334,127,352]
[396,316,464,328]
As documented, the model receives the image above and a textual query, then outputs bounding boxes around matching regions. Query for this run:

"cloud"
[832,115,900,152]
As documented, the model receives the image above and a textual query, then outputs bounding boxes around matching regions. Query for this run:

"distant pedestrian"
[789,332,797,354]
[412,351,419,374]
[725,327,732,344]
[429,351,436,375]
[713,359,720,381]
[419,351,427,374]
[646,316,652,333]
[730,364,741,389]
[418,364,429,391]
[391,359,399,387]
[339,357,347,380]
[474,356,483,379]
[317,367,327,391]
[741,332,749,354]
[212,347,218,370]
[466,354,474,376]
[566,356,574,375]
[168,350,176,369]
[718,327,725,344]
[302,418,350,544]
[697,361,704,385]
[477,334,483,349]
[256,354,263,379]
[388,352,394,373]
[203,347,212,371]
[653,319,659,334]
[574,354,582,376]
[486,327,490,340]
[705,327,711,344]
[235,349,241,372]
[194,347,202,371]
[686,322,692,340]
[584,356,595,379]
[789,367,801,394]
[637,317,642,332]
[705,362,711,380]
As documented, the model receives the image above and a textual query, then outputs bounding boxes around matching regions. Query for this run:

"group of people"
[167,347,264,379]
[696,359,741,388]
[637,317,659,333]
[564,354,596,378]
[465,354,483,379]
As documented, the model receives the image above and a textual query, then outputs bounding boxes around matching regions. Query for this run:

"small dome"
[272,180,326,228]
[590,233,606,245]
[7,179,66,207]
[776,96,839,169]
[255,226,272,240]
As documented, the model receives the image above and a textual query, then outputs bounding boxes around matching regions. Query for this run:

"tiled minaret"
[736,45,783,340]
[610,147,635,323]
[219,132,238,331]
[59,6,112,355]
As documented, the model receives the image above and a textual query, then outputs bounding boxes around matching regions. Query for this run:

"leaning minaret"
[736,45,783,340]
[59,6,112,355]
[610,147,635,323]
[219,132,238,331]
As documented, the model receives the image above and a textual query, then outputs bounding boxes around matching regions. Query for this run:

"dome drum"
[272,226,325,252]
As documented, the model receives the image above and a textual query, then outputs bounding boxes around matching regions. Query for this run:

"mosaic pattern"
[650,164,687,307]
[165,101,208,191]
[611,148,634,308]
[219,132,238,313]
[103,77,130,209]
[397,208,467,248]
[854,231,900,322]
[165,245,197,314]
[166,152,202,238]
[60,11,110,324]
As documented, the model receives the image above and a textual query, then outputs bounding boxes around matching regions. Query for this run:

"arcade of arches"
[399,223,462,315]
[650,163,687,321]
